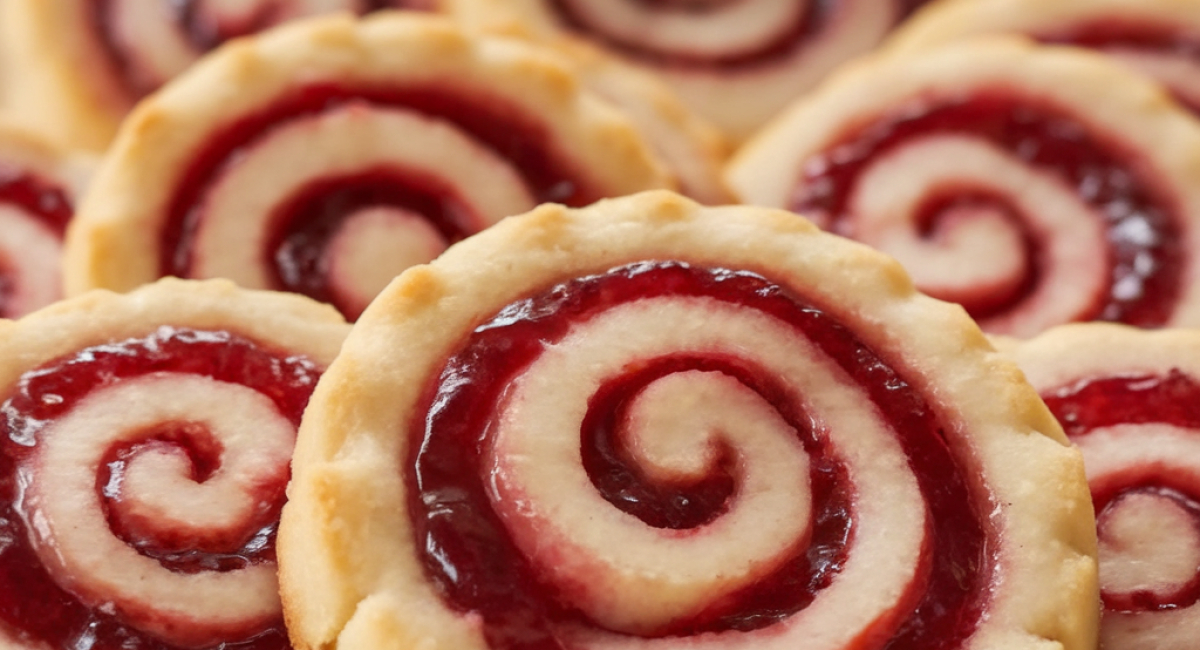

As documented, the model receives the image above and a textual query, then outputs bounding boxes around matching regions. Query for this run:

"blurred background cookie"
[728,38,1200,337]
[442,0,940,140]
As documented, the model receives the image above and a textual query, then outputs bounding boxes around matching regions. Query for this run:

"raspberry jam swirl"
[791,92,1183,337]
[410,261,993,650]
[89,0,426,101]
[547,0,930,70]
[1042,22,1200,113]
[162,83,599,321]
[1042,369,1200,649]
[0,166,72,318]
[0,327,323,650]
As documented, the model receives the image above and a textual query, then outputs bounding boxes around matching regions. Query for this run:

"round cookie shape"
[997,324,1200,650]
[442,0,937,140]
[64,12,671,321]
[0,121,92,318]
[727,38,1200,337]
[0,0,436,151]
[886,0,1200,113]
[0,277,350,650]
[278,190,1097,650]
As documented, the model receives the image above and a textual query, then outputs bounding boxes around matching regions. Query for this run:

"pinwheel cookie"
[278,191,1097,650]
[0,0,436,151]
[0,278,349,650]
[65,13,671,321]
[0,121,91,318]
[728,38,1200,337]
[443,0,937,140]
[887,0,1200,113]
[999,324,1200,650]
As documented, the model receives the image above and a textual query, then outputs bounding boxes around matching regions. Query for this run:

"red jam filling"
[410,261,992,649]
[550,0,935,70]
[0,327,323,650]
[0,167,72,317]
[792,93,1184,326]
[1043,21,1200,55]
[1042,370,1200,612]
[89,1,423,98]
[161,85,600,316]
[265,166,475,319]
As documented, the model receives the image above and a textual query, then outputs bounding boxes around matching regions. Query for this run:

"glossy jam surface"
[410,261,991,650]
[550,0,935,70]
[792,93,1183,326]
[0,167,72,315]
[1043,370,1200,612]
[0,327,323,650]
[163,85,598,302]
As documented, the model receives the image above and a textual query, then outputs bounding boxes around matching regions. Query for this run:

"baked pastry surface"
[279,190,1097,650]
[728,38,1200,337]
[64,12,670,321]
[0,277,349,649]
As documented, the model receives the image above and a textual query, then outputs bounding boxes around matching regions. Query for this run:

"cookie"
[0,121,91,317]
[728,38,1200,336]
[278,190,1097,650]
[888,0,1200,113]
[0,278,349,650]
[999,324,1200,650]
[64,13,671,321]
[443,0,936,140]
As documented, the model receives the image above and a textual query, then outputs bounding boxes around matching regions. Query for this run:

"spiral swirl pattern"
[66,14,669,320]
[792,97,1172,336]
[174,95,539,320]
[549,0,933,67]
[278,192,1096,650]
[727,41,1200,337]
[1006,325,1200,650]
[449,0,934,137]
[412,261,986,649]
[0,325,325,650]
